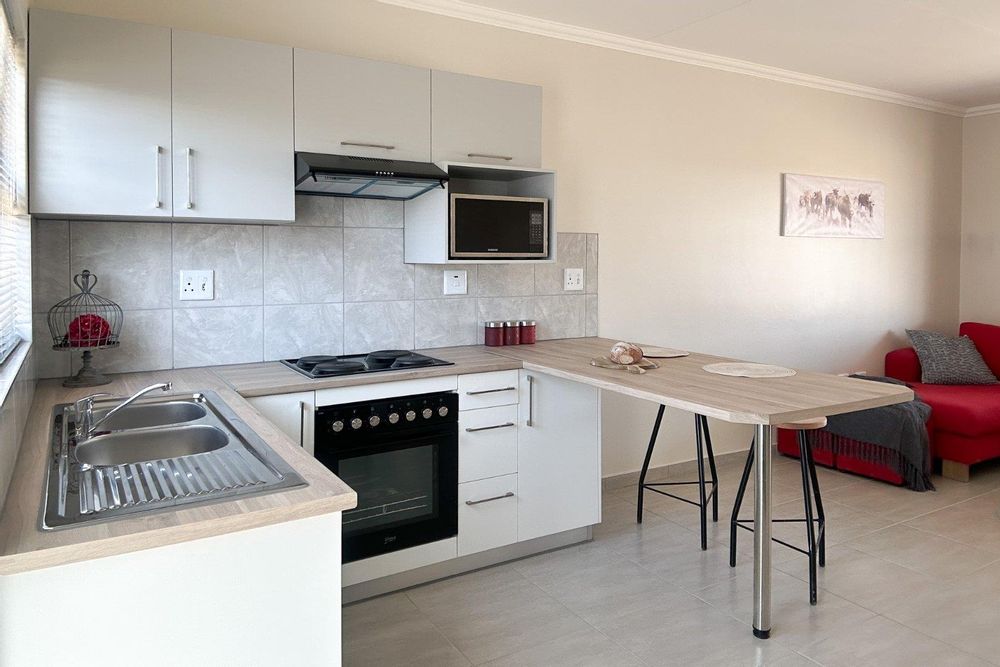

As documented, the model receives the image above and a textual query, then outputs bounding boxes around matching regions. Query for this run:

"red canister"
[518,320,537,345]
[503,320,521,346]
[484,321,505,346]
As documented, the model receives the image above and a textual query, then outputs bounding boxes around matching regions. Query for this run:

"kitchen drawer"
[459,404,517,483]
[458,474,518,556]
[458,371,519,410]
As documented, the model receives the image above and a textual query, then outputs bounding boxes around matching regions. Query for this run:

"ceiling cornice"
[377,0,998,118]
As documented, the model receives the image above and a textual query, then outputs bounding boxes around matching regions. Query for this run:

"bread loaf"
[609,341,643,365]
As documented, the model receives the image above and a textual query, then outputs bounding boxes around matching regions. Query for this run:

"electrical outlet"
[443,269,468,295]
[179,269,215,301]
[564,268,584,291]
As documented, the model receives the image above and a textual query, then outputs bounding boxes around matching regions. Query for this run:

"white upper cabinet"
[171,31,295,221]
[294,50,431,162]
[431,71,542,167]
[29,10,173,218]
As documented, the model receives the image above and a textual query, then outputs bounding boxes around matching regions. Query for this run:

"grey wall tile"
[344,228,414,301]
[478,264,535,297]
[476,297,535,326]
[535,295,586,340]
[585,294,598,337]
[172,223,263,308]
[344,199,404,228]
[31,220,69,312]
[295,195,343,227]
[534,232,586,295]
[264,303,344,360]
[264,226,344,304]
[70,221,172,310]
[173,307,263,368]
[415,298,478,349]
[71,309,173,374]
[414,264,479,300]
[33,313,69,379]
[344,301,414,354]
[586,234,598,294]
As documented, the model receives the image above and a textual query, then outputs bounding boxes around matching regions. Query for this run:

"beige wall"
[30,0,965,475]
[961,114,1000,325]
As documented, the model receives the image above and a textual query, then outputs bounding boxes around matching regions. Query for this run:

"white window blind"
[0,2,26,366]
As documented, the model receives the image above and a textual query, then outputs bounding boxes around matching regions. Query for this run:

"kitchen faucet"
[74,382,173,440]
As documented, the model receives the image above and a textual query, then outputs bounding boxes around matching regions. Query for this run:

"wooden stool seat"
[775,417,827,431]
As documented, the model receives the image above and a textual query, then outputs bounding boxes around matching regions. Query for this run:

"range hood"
[295,152,448,201]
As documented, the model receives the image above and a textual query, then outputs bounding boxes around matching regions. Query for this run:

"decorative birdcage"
[47,270,124,387]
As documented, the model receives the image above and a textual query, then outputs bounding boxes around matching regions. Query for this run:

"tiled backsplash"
[31,197,598,378]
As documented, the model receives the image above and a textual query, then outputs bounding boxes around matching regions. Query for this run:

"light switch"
[443,269,468,295]
[179,269,215,301]
[564,268,584,291]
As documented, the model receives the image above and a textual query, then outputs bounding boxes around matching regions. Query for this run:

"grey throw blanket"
[808,375,934,491]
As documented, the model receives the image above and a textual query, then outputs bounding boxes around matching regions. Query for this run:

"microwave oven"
[449,194,549,260]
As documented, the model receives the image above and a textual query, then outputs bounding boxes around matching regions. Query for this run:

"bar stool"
[730,417,827,605]
[637,408,718,550]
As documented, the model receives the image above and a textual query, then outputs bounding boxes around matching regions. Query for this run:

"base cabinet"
[458,473,518,556]
[247,391,315,454]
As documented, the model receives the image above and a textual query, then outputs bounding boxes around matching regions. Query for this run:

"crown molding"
[378,0,980,117]
[964,103,1000,118]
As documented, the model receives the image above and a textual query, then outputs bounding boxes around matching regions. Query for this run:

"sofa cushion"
[906,329,998,385]
[909,383,1000,437]
[960,322,1000,378]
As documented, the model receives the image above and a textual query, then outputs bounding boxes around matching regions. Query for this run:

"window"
[0,1,26,366]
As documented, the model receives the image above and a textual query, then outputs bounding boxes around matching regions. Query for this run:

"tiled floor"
[343,452,1000,666]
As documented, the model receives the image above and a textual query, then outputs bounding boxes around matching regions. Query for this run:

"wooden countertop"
[0,368,357,576]
[214,346,522,397]
[489,338,913,425]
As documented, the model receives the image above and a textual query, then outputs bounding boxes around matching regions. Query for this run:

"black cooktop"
[281,350,454,379]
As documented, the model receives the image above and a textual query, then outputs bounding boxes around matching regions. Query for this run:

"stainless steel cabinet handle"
[465,491,515,506]
[299,401,315,454]
[153,145,162,208]
[342,141,396,151]
[465,422,515,433]
[468,152,513,161]
[185,148,194,209]
[465,386,516,396]
[525,375,534,427]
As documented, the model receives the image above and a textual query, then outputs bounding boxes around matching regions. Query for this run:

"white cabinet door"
[247,391,316,455]
[29,10,173,217]
[294,50,431,162]
[517,370,600,541]
[171,31,294,221]
[431,71,541,167]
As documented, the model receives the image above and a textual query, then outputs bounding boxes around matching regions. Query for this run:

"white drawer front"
[459,404,517,483]
[458,474,518,556]
[458,370,519,410]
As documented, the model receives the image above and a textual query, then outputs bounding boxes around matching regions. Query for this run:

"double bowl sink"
[44,390,306,529]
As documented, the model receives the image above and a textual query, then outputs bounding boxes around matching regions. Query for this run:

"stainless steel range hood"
[295,152,448,201]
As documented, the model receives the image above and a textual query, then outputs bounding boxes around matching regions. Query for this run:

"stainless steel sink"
[89,400,207,431]
[75,424,228,467]
[44,390,307,529]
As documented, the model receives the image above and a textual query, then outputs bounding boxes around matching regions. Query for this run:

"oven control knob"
[331,420,344,433]
[422,408,433,419]
[350,417,363,430]
[369,415,381,427]
[405,410,416,422]
[438,406,449,417]
[388,412,400,424]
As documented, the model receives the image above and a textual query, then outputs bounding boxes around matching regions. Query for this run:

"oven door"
[449,194,549,259]
[316,428,458,563]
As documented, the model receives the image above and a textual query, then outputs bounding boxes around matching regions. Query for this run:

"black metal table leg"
[701,414,719,522]
[637,404,666,524]
[798,432,818,605]
[805,437,827,567]
[730,440,755,567]
[695,415,708,550]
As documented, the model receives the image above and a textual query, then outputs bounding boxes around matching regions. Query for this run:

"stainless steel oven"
[449,193,549,259]
[313,391,458,563]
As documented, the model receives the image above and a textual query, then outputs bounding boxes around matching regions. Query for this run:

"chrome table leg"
[753,423,773,639]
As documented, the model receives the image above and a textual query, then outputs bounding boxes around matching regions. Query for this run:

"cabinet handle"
[153,145,162,209]
[465,386,516,396]
[465,491,515,506]
[185,148,194,209]
[525,375,534,427]
[465,422,515,433]
[467,152,513,161]
[341,141,396,151]
[299,401,315,453]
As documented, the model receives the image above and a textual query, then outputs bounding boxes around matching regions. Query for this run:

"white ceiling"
[395,0,1000,112]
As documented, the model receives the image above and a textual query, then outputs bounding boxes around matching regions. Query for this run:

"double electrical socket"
[443,270,468,295]
[564,268,584,291]
[179,269,215,301]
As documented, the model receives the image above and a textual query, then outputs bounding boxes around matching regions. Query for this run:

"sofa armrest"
[885,347,921,383]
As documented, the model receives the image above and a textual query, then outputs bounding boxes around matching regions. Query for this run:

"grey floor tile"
[480,628,643,667]
[844,523,1000,579]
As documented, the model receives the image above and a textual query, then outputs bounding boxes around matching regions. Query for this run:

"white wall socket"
[564,268,584,291]
[443,269,468,295]
[179,269,215,301]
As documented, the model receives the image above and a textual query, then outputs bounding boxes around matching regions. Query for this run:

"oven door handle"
[465,422,515,433]
[465,491,515,506]
[465,386,517,396]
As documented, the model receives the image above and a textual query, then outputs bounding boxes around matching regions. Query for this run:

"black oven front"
[314,391,458,563]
